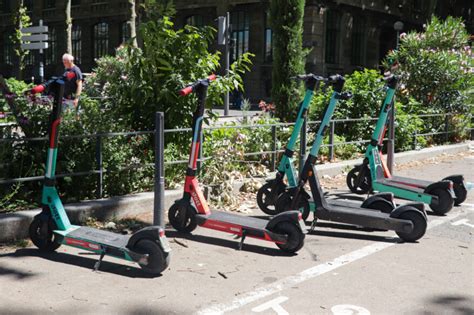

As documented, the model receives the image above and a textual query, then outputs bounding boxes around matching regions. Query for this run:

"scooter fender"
[127,226,171,253]
[361,194,395,210]
[442,175,465,185]
[389,202,427,220]
[424,180,455,197]
[266,211,307,234]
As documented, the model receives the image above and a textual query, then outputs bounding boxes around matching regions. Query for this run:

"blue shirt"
[64,65,83,99]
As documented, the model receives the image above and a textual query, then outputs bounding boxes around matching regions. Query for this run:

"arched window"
[93,22,109,59]
[351,17,367,66]
[72,24,82,63]
[230,11,250,62]
[325,10,341,64]
[3,32,14,65]
[264,10,272,62]
[121,21,131,44]
[185,15,203,27]
[45,26,57,65]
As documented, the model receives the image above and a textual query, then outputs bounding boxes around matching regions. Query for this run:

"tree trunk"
[65,0,72,54]
[128,0,137,47]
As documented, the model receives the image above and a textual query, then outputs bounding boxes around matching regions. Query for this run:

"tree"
[11,0,31,79]
[269,0,306,122]
[128,0,138,47]
[65,0,72,53]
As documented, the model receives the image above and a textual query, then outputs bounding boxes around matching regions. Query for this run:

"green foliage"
[385,16,473,113]
[319,134,358,161]
[11,3,31,75]
[270,0,306,122]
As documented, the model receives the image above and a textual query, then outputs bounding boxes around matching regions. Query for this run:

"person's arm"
[73,80,83,107]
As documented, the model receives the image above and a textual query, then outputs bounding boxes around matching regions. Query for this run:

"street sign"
[217,16,226,45]
[21,34,48,42]
[21,42,48,50]
[21,25,48,34]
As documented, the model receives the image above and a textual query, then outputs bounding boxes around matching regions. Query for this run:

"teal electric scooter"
[257,74,396,218]
[346,75,459,215]
[28,74,170,274]
[274,75,427,242]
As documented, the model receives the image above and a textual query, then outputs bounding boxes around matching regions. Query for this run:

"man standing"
[62,53,83,109]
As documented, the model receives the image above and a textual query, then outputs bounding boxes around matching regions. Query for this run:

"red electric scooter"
[168,75,306,253]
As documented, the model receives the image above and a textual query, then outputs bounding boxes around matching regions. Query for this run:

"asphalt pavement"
[0,153,473,315]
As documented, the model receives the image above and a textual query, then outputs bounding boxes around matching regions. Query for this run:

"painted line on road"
[197,211,464,315]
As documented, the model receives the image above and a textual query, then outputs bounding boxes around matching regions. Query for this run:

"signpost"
[21,20,48,83]
[218,13,231,116]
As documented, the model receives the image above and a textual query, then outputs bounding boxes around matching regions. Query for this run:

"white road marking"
[252,296,289,315]
[451,218,474,228]
[331,304,370,315]
[197,211,464,315]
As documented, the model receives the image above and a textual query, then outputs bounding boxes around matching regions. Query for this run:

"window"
[230,11,250,62]
[325,10,340,64]
[3,34,13,65]
[93,22,109,59]
[72,0,81,5]
[120,21,130,44]
[44,0,55,9]
[351,17,366,66]
[45,26,57,65]
[25,51,35,66]
[264,11,272,62]
[24,0,33,11]
[72,24,81,63]
[0,0,11,13]
[185,15,203,27]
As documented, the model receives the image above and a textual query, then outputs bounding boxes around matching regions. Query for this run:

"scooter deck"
[389,175,432,188]
[196,211,268,230]
[65,226,129,248]
[375,178,425,193]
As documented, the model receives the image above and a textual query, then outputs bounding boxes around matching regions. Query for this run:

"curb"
[0,141,471,243]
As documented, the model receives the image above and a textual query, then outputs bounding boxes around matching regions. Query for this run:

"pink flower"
[400,32,407,39]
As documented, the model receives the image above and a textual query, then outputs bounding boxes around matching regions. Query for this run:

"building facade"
[0,0,472,102]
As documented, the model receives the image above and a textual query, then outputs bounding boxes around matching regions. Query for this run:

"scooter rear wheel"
[429,188,454,215]
[275,192,310,221]
[133,239,170,275]
[347,167,371,195]
[453,182,467,206]
[168,203,197,233]
[256,181,286,215]
[272,221,305,253]
[395,210,427,242]
[29,216,61,252]
[363,200,394,214]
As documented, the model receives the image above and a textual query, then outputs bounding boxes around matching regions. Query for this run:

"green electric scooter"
[274,75,427,242]
[257,74,396,218]
[346,75,458,215]
[28,74,170,274]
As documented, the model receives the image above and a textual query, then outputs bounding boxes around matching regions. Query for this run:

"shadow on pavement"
[0,248,163,279]
[307,222,400,243]
[0,265,38,280]
[165,230,297,257]
[421,294,474,315]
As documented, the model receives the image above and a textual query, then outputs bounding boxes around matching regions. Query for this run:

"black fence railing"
[0,112,472,199]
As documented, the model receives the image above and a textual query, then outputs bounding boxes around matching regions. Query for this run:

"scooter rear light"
[298,212,303,220]
[159,229,166,237]
[449,182,453,189]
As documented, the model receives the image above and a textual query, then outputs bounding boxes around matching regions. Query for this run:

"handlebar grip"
[208,74,217,81]
[179,86,193,96]
[31,85,45,94]
[340,91,353,100]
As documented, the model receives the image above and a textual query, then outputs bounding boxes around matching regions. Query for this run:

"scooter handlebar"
[29,71,76,95]
[338,91,353,100]
[179,74,217,96]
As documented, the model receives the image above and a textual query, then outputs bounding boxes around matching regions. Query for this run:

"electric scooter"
[275,75,428,242]
[168,75,306,253]
[346,75,459,215]
[257,74,396,217]
[28,73,171,274]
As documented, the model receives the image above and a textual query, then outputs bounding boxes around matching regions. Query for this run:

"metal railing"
[0,112,472,199]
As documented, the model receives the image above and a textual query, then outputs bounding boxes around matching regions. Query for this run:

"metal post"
[95,135,103,199]
[386,107,395,173]
[444,115,449,143]
[271,125,277,171]
[224,11,230,116]
[39,20,44,82]
[413,130,417,150]
[299,116,307,173]
[328,121,335,161]
[197,129,203,172]
[154,112,165,227]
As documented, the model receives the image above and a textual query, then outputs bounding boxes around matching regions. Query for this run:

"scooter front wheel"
[346,167,371,195]
[272,221,305,253]
[453,182,467,206]
[168,203,197,233]
[395,210,427,242]
[29,216,61,252]
[275,192,310,221]
[256,181,286,215]
[429,188,454,215]
[133,239,170,275]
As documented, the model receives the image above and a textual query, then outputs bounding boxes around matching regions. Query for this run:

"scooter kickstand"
[238,230,247,251]
[310,219,317,233]
[93,249,106,272]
